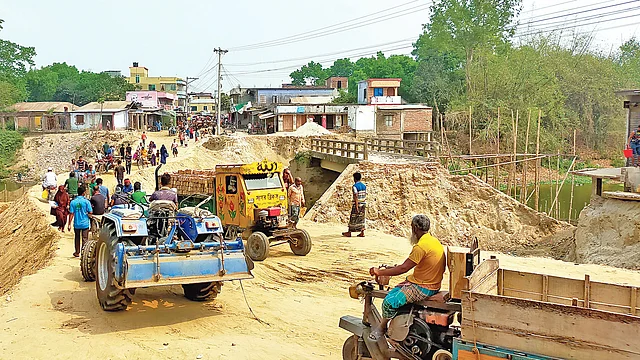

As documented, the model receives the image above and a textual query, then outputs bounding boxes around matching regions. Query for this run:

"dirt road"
[3,131,640,359]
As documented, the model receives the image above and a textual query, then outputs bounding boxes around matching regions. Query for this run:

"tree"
[220,93,231,111]
[289,61,328,86]
[415,0,521,93]
[0,30,36,81]
[25,67,58,101]
[0,80,24,109]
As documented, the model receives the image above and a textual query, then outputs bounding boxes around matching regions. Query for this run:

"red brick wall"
[402,109,432,132]
[376,110,401,135]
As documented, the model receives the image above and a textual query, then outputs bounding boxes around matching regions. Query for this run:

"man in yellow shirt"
[369,214,446,340]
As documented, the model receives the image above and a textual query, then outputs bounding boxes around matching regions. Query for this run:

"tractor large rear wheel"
[95,222,132,311]
[246,231,270,261]
[289,229,312,256]
[182,282,222,301]
[80,239,97,282]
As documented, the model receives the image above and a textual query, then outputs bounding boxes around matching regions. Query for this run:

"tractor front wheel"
[80,239,97,282]
[289,229,312,256]
[95,222,132,311]
[246,231,270,261]
[182,282,222,301]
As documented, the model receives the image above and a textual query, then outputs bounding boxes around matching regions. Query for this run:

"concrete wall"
[255,89,336,105]
[357,81,368,104]
[347,105,375,131]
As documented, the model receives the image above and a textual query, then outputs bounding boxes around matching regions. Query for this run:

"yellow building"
[127,62,187,109]
[189,92,217,114]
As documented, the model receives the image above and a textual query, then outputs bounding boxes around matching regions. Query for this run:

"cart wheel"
[289,229,312,256]
[246,231,270,261]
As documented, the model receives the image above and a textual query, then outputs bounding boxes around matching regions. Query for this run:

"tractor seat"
[416,291,449,305]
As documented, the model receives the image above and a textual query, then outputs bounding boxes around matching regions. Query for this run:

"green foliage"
[290,61,327,86]
[24,62,135,105]
[332,89,356,104]
[0,130,24,178]
[293,151,312,167]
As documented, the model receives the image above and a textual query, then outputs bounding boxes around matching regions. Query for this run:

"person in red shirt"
[141,131,147,147]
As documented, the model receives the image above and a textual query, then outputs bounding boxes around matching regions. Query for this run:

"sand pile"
[574,197,640,270]
[293,122,331,136]
[0,195,58,294]
[307,162,574,253]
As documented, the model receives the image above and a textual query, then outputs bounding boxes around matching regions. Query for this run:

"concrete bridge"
[310,137,438,172]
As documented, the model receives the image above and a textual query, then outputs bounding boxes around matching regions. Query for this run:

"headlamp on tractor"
[122,223,138,232]
[205,221,219,229]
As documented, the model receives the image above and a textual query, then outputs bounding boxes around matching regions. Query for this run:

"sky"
[1,0,639,93]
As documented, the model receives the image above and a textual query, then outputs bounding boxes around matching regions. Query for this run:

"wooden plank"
[542,275,549,302]
[502,271,543,301]
[461,292,640,359]
[632,287,638,316]
[473,271,498,295]
[584,274,591,308]
[590,281,631,314]
[547,275,584,305]
[447,246,470,300]
[467,259,499,291]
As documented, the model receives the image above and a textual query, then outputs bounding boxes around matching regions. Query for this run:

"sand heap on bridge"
[307,162,574,254]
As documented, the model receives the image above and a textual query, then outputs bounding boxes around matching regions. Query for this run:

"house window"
[385,115,393,127]
[203,106,208,111]
[259,95,267,104]
[75,115,85,125]
[148,84,156,91]
[374,88,384,96]
[135,74,140,83]
[167,84,176,91]
[191,106,197,112]
[337,80,342,89]
[387,88,395,96]
[272,95,278,103]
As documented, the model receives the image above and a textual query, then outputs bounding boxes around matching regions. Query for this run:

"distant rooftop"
[11,102,77,112]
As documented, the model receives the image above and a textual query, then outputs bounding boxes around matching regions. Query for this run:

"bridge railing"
[368,137,436,157]
[311,138,368,160]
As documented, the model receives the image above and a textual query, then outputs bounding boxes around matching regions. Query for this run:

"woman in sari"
[52,185,70,232]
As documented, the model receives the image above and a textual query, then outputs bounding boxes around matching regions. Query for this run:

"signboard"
[126,91,158,108]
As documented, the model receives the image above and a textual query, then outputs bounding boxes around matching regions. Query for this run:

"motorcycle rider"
[368,214,446,341]
[42,167,57,190]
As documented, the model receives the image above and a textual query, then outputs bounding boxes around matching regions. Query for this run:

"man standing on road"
[288,177,305,228]
[114,160,125,185]
[90,185,106,216]
[68,186,92,257]
[119,143,125,158]
[150,173,178,206]
[96,178,109,205]
[125,150,132,175]
[65,172,79,199]
[342,172,366,238]
[141,131,147,147]
[102,141,109,157]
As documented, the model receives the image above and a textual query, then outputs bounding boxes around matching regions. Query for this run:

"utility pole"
[214,47,228,136]
[185,77,199,114]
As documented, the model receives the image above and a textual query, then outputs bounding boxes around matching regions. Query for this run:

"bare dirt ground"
[2,131,640,359]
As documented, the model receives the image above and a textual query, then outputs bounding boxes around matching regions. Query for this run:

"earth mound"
[307,162,573,253]
[0,195,58,294]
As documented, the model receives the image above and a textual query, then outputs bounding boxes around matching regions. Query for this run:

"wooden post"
[508,110,517,198]
[555,150,560,219]
[569,129,576,221]
[522,109,532,203]
[469,106,472,155]
[535,110,541,211]
[631,287,638,316]
[584,274,591,309]
[495,107,500,188]
[547,155,553,217]
[513,110,519,199]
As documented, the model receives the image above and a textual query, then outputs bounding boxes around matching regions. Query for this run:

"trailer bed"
[461,259,640,360]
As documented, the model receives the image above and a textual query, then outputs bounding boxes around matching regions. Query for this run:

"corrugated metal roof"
[11,102,77,112]
[73,101,133,112]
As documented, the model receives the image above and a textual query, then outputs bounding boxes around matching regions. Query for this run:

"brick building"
[375,105,432,139]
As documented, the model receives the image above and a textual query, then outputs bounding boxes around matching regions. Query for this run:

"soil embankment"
[574,197,640,270]
[0,195,58,294]
[308,162,575,254]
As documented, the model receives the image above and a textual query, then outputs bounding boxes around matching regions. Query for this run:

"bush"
[0,130,24,178]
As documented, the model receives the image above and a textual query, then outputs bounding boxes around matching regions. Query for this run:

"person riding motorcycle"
[368,214,446,341]
[42,167,57,190]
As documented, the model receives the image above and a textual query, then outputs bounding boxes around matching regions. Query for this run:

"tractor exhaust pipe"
[155,164,163,191]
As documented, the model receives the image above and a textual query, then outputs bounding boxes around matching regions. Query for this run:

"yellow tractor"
[172,160,312,261]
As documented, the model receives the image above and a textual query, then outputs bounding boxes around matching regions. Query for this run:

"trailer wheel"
[432,350,453,360]
[96,222,132,311]
[247,231,270,261]
[289,229,312,256]
[80,239,97,282]
[342,335,369,360]
[182,282,222,301]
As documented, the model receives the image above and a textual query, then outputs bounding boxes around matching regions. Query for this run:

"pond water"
[0,178,36,192]
[515,181,623,221]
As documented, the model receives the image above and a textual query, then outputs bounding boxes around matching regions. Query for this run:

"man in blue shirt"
[69,186,92,257]
[343,172,367,238]
[96,178,109,204]
[122,178,134,195]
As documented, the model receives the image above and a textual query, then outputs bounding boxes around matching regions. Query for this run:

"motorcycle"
[95,157,114,173]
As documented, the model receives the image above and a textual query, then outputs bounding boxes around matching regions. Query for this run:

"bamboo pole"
[508,110,518,198]
[469,106,473,155]
[535,110,541,211]
[548,155,553,217]
[495,108,501,188]
[450,154,548,172]
[549,156,577,216]
[569,129,577,221]
[521,109,532,203]
[555,150,560,219]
